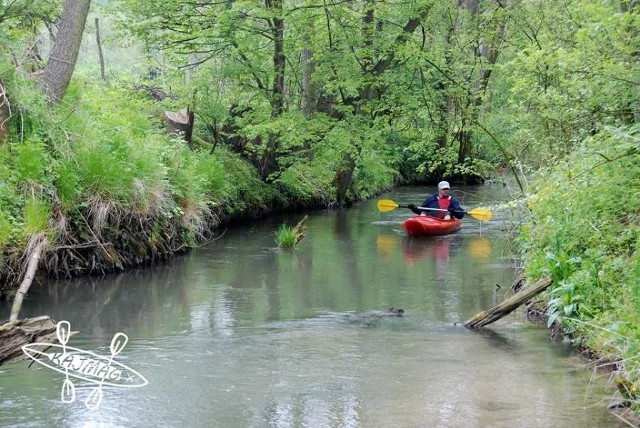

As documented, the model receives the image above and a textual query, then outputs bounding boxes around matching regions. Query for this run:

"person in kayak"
[407,181,465,220]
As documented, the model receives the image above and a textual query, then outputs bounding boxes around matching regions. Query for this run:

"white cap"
[438,181,450,190]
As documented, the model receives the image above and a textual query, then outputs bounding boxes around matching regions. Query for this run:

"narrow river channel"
[0,185,620,427]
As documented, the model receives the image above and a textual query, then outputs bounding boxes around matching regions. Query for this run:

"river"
[0,185,619,427]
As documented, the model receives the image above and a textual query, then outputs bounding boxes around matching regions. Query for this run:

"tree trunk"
[620,0,640,12]
[0,316,63,366]
[0,83,9,146]
[10,238,47,322]
[301,47,316,117]
[333,151,357,205]
[261,0,285,181]
[333,144,363,204]
[39,0,92,105]
[455,0,506,166]
[464,277,552,328]
[95,17,106,81]
[163,108,195,146]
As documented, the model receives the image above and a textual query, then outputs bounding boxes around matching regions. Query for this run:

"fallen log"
[10,237,46,321]
[293,215,308,245]
[0,316,67,365]
[464,277,553,328]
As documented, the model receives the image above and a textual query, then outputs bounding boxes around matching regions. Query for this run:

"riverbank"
[0,77,398,299]
[521,125,640,419]
[0,144,380,298]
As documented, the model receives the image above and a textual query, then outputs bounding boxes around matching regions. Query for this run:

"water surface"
[0,185,618,427]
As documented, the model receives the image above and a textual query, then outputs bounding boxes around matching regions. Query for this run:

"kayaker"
[407,181,465,220]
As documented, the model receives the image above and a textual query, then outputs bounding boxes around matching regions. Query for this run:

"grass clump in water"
[275,224,297,248]
[275,216,308,248]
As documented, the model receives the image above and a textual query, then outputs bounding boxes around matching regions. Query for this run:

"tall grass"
[24,196,50,234]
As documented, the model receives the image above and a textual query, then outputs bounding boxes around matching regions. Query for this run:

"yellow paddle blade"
[468,208,492,222]
[376,199,400,212]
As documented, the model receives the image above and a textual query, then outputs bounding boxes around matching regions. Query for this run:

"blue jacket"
[413,194,465,219]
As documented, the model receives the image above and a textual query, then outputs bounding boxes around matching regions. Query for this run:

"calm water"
[0,186,619,427]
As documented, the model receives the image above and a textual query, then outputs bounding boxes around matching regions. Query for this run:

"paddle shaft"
[415,206,465,214]
[376,199,492,222]
[391,203,463,214]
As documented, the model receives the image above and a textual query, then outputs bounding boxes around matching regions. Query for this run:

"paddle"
[376,199,493,222]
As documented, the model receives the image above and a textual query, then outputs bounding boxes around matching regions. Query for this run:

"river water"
[0,186,619,427]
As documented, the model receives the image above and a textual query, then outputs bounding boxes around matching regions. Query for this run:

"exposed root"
[0,199,224,297]
[88,194,117,234]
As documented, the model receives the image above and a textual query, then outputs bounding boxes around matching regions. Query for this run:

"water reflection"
[469,236,492,260]
[0,185,619,427]
[401,236,455,277]
[375,234,397,258]
[468,326,523,355]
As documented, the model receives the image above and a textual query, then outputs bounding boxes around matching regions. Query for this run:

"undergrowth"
[523,124,640,401]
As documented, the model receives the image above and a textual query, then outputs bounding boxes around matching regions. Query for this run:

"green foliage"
[24,196,50,234]
[214,147,273,216]
[275,224,297,249]
[11,139,52,184]
[524,124,640,360]
[499,1,639,168]
[54,158,82,210]
[0,0,638,389]
[547,281,583,330]
[0,210,13,251]
[274,161,333,207]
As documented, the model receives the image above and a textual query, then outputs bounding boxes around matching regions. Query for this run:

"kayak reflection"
[401,236,458,274]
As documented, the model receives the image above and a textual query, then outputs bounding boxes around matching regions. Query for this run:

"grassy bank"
[522,124,640,407]
[0,73,393,297]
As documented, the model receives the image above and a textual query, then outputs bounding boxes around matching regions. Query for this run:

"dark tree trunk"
[455,0,506,167]
[332,150,358,205]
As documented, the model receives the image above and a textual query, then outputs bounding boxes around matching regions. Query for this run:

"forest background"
[0,0,639,410]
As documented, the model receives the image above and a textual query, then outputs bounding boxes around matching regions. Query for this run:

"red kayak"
[402,216,461,237]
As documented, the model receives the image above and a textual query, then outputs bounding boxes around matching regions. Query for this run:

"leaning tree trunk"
[10,236,47,322]
[39,0,92,105]
[464,277,552,328]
